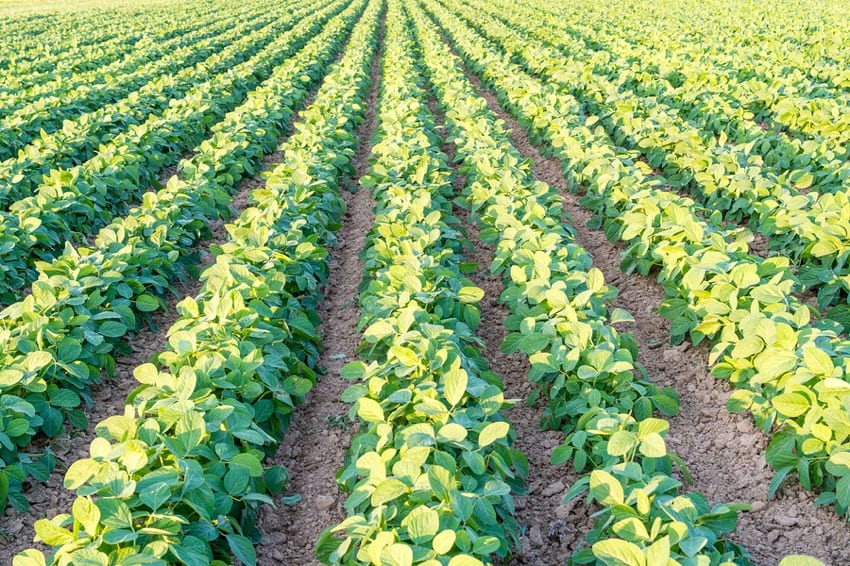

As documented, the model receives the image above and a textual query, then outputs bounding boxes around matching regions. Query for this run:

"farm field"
[1,0,850,564]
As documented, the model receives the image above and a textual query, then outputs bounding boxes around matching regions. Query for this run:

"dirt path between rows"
[255,15,384,564]
[0,146,289,562]
[457,64,850,566]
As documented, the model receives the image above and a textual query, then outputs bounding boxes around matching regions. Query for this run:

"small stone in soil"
[749,500,767,512]
[662,349,682,362]
[528,526,544,547]
[315,495,335,511]
[774,514,799,527]
[547,519,573,542]
[541,481,565,498]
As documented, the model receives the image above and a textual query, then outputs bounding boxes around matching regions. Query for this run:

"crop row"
[449,0,850,311]
[0,0,358,514]
[475,0,850,224]
[0,1,224,103]
[512,0,850,146]
[0,0,315,208]
[13,0,381,563]
[320,2,524,563]
[424,0,850,521]
[408,1,754,563]
[0,3,229,136]
[0,0,340,305]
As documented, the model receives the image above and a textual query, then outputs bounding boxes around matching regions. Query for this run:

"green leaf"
[265,466,288,494]
[825,452,850,477]
[550,443,573,465]
[472,535,501,555]
[644,536,670,565]
[34,519,73,545]
[65,459,100,490]
[679,535,708,557]
[136,294,160,313]
[230,453,264,477]
[381,544,413,566]
[102,529,138,545]
[226,534,256,566]
[0,472,8,512]
[727,389,753,413]
[609,308,635,324]
[72,496,101,536]
[592,538,645,566]
[357,398,384,423]
[518,333,550,354]
[636,418,669,437]
[224,468,249,495]
[478,421,510,448]
[638,433,666,458]
[57,338,82,363]
[778,556,826,566]
[49,388,81,408]
[12,550,47,566]
[25,351,54,372]
[607,430,639,457]
[401,505,439,544]
[768,467,793,499]
[437,423,467,443]
[754,349,797,380]
[457,286,485,304]
[390,346,419,367]
[612,517,650,542]
[790,171,814,190]
[837,474,850,508]
[140,483,171,511]
[586,268,605,293]
[63,548,108,566]
[772,392,810,418]
[433,530,456,554]
[589,470,624,506]
[371,479,407,506]
[5,418,30,437]
[340,361,367,380]
[444,363,467,408]
[803,346,834,376]
[98,321,127,339]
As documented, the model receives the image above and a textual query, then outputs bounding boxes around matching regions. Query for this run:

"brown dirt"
[459,66,850,566]
[749,231,771,258]
[0,143,287,562]
[254,18,384,564]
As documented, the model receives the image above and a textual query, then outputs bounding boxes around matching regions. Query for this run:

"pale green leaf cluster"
[410,1,753,564]
[319,4,524,563]
[425,0,850,523]
[12,2,382,564]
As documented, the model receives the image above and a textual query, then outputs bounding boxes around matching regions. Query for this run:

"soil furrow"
[456,58,850,566]
[254,12,385,564]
